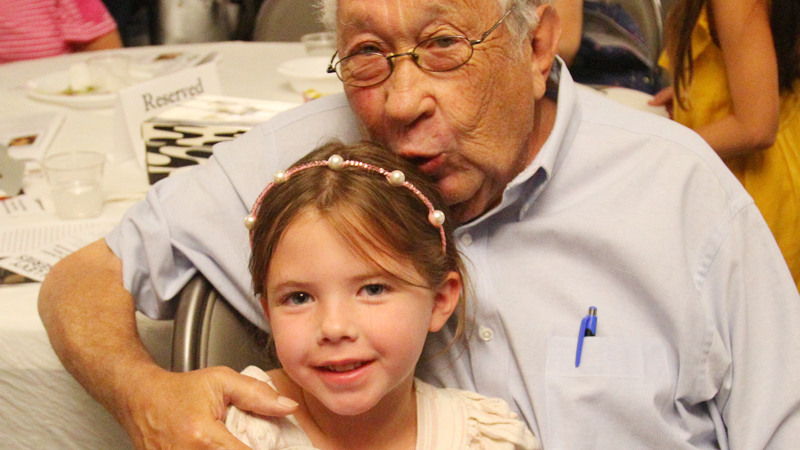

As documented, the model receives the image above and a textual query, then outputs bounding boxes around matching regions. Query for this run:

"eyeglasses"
[327,7,515,87]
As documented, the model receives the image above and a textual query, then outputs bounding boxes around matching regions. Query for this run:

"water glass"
[301,32,336,57]
[41,151,105,220]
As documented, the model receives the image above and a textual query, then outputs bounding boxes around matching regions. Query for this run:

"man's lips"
[407,153,446,178]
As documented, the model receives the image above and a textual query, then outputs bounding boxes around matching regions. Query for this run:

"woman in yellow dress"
[652,0,800,291]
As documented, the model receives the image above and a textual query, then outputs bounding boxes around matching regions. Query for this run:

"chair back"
[153,0,263,44]
[252,0,326,42]
[171,274,277,372]
[616,0,664,69]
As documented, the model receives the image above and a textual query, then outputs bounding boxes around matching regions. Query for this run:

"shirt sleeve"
[454,389,541,450]
[700,201,800,449]
[106,128,274,329]
[57,0,117,43]
[105,93,360,330]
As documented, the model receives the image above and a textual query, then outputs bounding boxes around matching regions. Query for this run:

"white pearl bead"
[328,154,344,170]
[429,210,445,226]
[273,171,287,184]
[244,214,256,229]
[388,170,405,186]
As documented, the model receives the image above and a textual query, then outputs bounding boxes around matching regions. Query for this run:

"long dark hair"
[666,0,800,109]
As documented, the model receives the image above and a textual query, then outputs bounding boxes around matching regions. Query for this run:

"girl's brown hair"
[666,0,800,109]
[249,140,468,347]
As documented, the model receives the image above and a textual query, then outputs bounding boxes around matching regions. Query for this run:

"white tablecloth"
[0,41,308,450]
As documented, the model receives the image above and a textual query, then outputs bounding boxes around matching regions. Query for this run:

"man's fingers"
[218,368,298,417]
[120,366,283,450]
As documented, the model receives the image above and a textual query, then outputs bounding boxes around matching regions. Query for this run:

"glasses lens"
[337,53,391,87]
[415,36,473,72]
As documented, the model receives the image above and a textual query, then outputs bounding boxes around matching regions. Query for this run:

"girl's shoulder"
[414,379,541,450]
[226,366,317,450]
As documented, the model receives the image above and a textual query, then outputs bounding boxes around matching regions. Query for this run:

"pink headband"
[245,154,447,253]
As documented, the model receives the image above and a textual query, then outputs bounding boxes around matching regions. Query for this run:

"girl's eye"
[359,284,386,296]
[284,292,313,306]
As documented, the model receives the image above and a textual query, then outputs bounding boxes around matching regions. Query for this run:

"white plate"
[576,84,669,118]
[26,71,116,109]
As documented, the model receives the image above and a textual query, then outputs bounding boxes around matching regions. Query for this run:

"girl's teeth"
[326,362,363,372]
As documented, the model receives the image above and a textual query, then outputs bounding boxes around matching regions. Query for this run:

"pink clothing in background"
[0,0,117,63]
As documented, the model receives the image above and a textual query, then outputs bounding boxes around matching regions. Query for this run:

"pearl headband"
[245,154,447,253]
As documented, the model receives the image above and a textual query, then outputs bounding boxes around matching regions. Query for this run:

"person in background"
[652,0,800,291]
[553,0,583,65]
[227,140,539,449]
[0,0,122,64]
[38,0,800,449]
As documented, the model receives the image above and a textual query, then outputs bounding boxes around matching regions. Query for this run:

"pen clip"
[575,306,597,367]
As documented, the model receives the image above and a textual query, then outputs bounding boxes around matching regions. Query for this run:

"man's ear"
[429,272,463,333]
[528,4,562,98]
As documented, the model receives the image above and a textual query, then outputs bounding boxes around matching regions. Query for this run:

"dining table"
[0,40,309,450]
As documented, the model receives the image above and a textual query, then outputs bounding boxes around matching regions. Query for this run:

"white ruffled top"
[226,366,540,450]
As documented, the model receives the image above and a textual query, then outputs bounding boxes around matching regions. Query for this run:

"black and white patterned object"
[143,123,252,185]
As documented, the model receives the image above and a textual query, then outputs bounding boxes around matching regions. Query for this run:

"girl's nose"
[316,299,358,344]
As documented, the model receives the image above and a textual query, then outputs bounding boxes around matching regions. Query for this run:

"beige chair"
[171,273,278,372]
[252,0,326,42]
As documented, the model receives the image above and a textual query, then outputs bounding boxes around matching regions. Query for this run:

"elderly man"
[39,0,800,449]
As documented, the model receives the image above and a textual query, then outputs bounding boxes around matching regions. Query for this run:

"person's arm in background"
[552,0,583,65]
[700,0,778,158]
[38,239,297,450]
[653,0,778,158]
[73,27,122,52]
[64,0,123,53]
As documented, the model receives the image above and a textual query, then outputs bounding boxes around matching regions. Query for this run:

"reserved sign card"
[111,62,222,168]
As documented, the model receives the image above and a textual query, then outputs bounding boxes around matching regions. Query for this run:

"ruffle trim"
[425,383,541,450]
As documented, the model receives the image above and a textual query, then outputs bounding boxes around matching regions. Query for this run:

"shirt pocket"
[544,336,672,450]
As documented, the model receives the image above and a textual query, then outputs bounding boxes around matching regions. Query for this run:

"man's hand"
[38,239,296,449]
[119,366,298,450]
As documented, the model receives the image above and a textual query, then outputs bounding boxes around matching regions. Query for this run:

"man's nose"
[383,57,435,126]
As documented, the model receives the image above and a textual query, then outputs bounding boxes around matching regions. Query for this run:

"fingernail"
[277,396,299,408]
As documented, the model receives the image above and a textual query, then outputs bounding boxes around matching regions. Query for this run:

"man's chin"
[442,193,485,224]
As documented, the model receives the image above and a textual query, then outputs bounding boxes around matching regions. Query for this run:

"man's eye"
[429,36,461,48]
[359,284,386,296]
[350,44,382,56]
[285,292,312,306]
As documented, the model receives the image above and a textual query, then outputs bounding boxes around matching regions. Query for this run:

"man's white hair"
[316,0,548,43]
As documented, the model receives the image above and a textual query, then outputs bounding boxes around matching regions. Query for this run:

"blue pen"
[575,306,597,367]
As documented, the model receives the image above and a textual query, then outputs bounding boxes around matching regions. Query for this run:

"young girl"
[226,141,540,450]
[652,0,800,289]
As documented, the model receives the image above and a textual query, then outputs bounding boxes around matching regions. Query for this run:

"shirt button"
[478,326,494,342]
[459,232,473,247]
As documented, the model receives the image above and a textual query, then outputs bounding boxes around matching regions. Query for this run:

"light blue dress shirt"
[107,65,800,449]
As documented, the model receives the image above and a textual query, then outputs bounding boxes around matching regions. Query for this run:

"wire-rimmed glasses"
[327,7,515,87]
